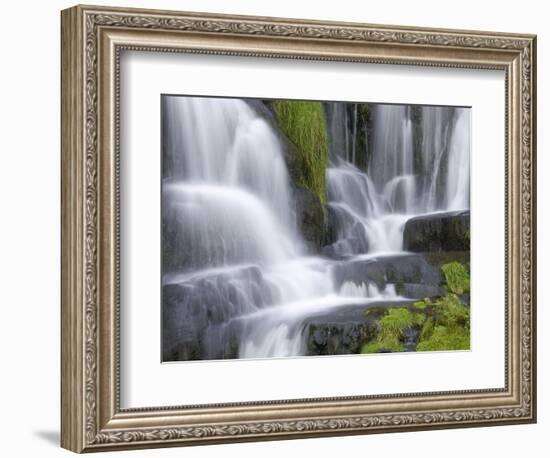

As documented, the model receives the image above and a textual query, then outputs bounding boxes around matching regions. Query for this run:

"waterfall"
[162,97,470,361]
[162,97,379,360]
[326,104,470,255]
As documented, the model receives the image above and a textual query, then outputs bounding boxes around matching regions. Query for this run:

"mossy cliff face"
[360,261,471,354]
[272,101,329,210]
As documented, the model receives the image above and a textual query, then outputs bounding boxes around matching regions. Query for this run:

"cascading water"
[326,104,470,256]
[162,97,470,361]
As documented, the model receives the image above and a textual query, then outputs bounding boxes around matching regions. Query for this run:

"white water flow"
[327,104,470,256]
[163,98,470,360]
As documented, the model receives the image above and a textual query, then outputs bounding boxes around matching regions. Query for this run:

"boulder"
[162,265,274,361]
[403,210,470,253]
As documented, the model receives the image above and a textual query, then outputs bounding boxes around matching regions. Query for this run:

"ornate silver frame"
[61,4,537,453]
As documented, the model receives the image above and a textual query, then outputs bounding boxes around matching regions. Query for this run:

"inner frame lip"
[112,43,513,415]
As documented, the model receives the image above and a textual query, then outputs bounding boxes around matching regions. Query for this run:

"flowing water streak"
[445,109,471,210]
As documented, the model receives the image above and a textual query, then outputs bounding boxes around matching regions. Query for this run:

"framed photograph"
[61,4,537,453]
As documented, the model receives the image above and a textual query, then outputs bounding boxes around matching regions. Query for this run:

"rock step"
[403,210,469,253]
[303,300,417,355]
[333,251,468,294]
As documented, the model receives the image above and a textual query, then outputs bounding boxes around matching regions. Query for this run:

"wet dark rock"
[403,326,421,352]
[162,265,273,361]
[395,283,445,299]
[324,102,370,171]
[332,253,443,291]
[293,185,330,252]
[249,99,277,122]
[403,210,470,253]
[423,250,470,267]
[306,322,364,355]
[304,300,414,355]
[162,283,203,361]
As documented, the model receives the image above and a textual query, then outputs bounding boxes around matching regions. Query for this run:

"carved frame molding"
[61,4,536,453]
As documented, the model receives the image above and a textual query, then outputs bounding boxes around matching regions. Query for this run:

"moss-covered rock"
[272,101,329,211]
[303,301,412,355]
[359,259,471,354]
[360,307,425,354]
[416,325,469,351]
[441,261,470,295]
[412,293,470,352]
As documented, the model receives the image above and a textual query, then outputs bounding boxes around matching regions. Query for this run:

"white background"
[0,0,546,457]
[121,53,504,407]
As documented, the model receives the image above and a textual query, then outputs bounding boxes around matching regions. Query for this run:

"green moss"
[434,294,470,328]
[360,307,425,354]
[416,293,470,352]
[420,317,435,341]
[361,263,472,354]
[416,325,470,351]
[272,101,329,208]
[360,337,404,354]
[379,308,424,339]
[413,300,427,309]
[441,262,470,295]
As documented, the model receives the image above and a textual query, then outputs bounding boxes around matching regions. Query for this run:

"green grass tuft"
[413,300,427,309]
[441,262,470,295]
[379,308,424,340]
[272,101,329,208]
[360,307,425,354]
